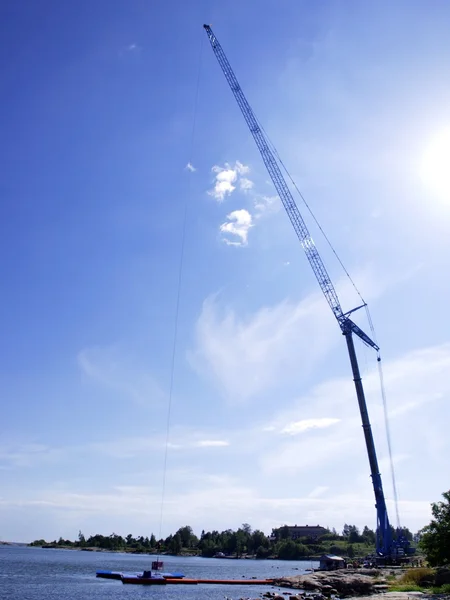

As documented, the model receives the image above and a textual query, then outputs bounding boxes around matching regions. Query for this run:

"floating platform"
[96,570,185,580]
[121,576,275,585]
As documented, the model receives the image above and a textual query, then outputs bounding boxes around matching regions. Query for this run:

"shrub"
[398,568,435,587]
[432,584,450,594]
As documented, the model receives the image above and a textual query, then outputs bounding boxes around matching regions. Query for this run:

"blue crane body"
[203,24,412,559]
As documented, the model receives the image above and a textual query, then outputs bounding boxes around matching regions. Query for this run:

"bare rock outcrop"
[273,571,384,597]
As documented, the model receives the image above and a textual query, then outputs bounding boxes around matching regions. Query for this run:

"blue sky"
[1,0,450,543]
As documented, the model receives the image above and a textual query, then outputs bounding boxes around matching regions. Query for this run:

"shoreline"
[27,545,320,561]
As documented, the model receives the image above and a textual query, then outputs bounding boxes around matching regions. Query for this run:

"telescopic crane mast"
[204,24,409,558]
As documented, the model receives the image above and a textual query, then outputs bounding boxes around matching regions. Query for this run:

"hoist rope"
[256,116,402,531]
[155,33,204,557]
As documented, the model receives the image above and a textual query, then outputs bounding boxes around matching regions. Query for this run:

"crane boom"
[204,24,402,558]
[203,25,378,352]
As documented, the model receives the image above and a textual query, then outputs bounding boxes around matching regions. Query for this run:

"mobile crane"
[203,24,414,561]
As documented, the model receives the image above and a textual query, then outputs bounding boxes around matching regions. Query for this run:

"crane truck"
[203,24,414,563]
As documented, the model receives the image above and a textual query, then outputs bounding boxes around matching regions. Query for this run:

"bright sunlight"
[420,127,450,201]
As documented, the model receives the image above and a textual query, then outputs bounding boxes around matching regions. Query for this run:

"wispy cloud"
[194,440,229,448]
[186,162,196,172]
[189,288,336,402]
[188,264,418,403]
[219,209,253,246]
[254,194,280,216]
[308,486,329,498]
[119,43,142,58]
[280,418,340,435]
[208,161,252,202]
[2,337,448,537]
[239,177,254,192]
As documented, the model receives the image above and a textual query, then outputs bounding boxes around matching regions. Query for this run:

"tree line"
[29,522,415,559]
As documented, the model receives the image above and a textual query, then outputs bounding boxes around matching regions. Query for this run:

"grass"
[387,568,450,594]
[432,583,450,594]
[389,584,425,592]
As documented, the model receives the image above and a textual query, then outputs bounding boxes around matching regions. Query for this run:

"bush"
[398,568,435,587]
[432,584,450,594]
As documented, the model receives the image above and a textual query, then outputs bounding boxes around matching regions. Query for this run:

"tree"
[177,526,194,548]
[361,526,375,546]
[342,524,361,543]
[170,533,182,555]
[419,489,450,566]
[241,523,252,535]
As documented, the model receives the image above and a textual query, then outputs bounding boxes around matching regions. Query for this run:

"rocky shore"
[272,569,385,598]
[267,569,450,600]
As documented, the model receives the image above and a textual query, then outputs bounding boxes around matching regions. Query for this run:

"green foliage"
[169,533,182,555]
[28,518,380,559]
[419,490,450,566]
[277,540,309,560]
[256,545,271,559]
[398,568,435,587]
[432,584,450,594]
[389,584,425,592]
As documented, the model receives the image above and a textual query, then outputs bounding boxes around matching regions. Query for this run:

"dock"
[121,576,275,585]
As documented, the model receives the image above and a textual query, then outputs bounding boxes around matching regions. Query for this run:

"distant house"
[288,525,327,540]
[270,524,328,542]
[319,554,346,571]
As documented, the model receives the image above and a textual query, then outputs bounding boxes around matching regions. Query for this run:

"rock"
[373,584,389,592]
[435,566,450,586]
[273,571,376,597]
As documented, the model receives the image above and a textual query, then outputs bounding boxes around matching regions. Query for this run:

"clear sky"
[1,0,450,543]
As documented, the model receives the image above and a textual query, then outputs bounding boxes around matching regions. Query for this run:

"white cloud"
[254,194,280,215]
[0,475,433,540]
[239,177,254,192]
[185,162,196,172]
[189,264,417,404]
[280,418,340,435]
[194,440,229,448]
[235,161,249,175]
[219,209,253,246]
[189,288,336,402]
[119,43,141,57]
[208,161,252,202]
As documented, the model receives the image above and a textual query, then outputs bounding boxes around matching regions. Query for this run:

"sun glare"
[420,127,450,201]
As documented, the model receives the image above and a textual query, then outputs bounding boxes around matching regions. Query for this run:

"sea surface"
[0,545,318,600]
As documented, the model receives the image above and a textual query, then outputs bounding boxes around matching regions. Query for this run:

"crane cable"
[156,33,204,557]
[257,117,402,531]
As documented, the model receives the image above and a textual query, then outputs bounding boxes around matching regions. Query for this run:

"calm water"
[0,545,318,600]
